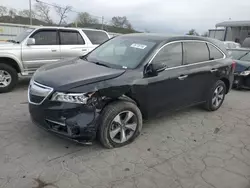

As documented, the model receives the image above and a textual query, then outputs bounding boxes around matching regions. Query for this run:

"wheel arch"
[0,57,21,73]
[220,77,230,94]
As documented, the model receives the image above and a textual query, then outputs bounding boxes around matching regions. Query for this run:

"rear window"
[82,30,109,45]
[207,43,224,60]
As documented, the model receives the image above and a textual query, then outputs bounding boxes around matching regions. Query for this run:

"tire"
[98,101,143,149]
[204,80,226,111]
[0,64,18,93]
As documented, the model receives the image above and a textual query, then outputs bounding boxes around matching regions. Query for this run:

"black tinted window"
[207,43,224,60]
[82,30,109,45]
[184,42,209,64]
[60,30,85,45]
[32,30,57,45]
[152,42,182,68]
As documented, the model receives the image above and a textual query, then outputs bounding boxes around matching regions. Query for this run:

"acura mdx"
[28,34,234,148]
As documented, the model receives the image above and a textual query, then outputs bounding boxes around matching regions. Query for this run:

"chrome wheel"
[0,70,12,88]
[109,111,137,144]
[212,85,224,108]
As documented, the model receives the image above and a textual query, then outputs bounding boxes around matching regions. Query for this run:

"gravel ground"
[0,79,250,188]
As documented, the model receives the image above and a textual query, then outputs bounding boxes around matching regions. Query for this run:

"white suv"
[0,27,110,92]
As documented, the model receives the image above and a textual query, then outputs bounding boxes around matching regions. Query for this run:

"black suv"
[28,34,234,148]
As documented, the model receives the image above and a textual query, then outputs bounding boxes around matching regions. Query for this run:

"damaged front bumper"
[29,101,100,143]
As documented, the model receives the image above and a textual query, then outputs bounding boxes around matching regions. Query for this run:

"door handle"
[178,75,188,80]
[210,68,218,73]
[51,49,57,52]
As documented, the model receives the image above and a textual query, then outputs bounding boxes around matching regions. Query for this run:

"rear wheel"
[204,80,226,111]
[98,101,142,149]
[0,64,18,93]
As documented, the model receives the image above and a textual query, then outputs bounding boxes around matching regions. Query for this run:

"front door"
[145,42,192,115]
[22,29,60,72]
[59,29,89,59]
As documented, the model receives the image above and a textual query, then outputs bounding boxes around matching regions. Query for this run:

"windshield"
[228,50,250,60]
[82,30,109,45]
[86,37,157,69]
[14,28,34,43]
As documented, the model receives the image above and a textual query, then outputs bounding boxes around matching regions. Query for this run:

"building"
[209,20,250,44]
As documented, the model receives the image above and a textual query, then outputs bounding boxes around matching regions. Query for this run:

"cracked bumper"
[29,101,99,142]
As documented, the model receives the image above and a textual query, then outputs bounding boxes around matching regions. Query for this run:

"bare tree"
[111,16,132,29]
[34,1,52,24]
[18,9,36,19]
[76,12,99,25]
[8,8,17,18]
[54,4,72,25]
[186,29,199,36]
[0,6,8,16]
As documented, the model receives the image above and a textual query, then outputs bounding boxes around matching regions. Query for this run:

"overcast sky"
[2,0,250,34]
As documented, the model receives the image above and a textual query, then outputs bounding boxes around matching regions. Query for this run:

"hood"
[234,60,250,72]
[0,42,21,50]
[33,58,126,91]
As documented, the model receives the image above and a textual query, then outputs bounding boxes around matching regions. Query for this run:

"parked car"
[223,41,241,49]
[0,27,110,93]
[228,48,250,89]
[28,34,234,148]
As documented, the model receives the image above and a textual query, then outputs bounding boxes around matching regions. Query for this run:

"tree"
[202,31,209,37]
[34,1,53,24]
[186,29,199,36]
[0,6,8,16]
[8,8,17,18]
[76,12,99,25]
[54,4,72,25]
[111,16,133,29]
[18,9,36,19]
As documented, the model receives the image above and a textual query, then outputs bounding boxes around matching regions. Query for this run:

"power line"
[34,0,103,19]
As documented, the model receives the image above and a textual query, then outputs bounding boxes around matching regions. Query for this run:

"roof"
[216,21,250,27]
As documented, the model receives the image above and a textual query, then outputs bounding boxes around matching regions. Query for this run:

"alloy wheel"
[109,111,137,144]
[0,70,12,88]
[212,85,224,108]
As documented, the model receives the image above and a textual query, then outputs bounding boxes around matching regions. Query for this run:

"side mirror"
[27,38,35,45]
[144,62,167,77]
[151,62,167,72]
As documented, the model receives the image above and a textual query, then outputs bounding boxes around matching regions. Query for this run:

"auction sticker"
[130,43,147,49]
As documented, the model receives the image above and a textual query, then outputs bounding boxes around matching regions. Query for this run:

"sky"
[2,0,250,34]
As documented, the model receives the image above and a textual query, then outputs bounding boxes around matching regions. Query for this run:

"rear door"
[59,29,89,59]
[182,41,224,103]
[22,29,60,70]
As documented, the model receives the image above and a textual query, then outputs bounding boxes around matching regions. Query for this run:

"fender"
[0,53,24,72]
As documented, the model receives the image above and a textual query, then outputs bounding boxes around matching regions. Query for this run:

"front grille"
[28,80,53,105]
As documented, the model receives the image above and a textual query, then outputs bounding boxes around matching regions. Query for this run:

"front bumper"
[233,73,250,89]
[29,101,99,142]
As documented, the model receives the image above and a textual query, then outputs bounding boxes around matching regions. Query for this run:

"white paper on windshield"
[130,43,147,49]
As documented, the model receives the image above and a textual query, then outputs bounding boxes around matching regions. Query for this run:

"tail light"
[232,61,236,72]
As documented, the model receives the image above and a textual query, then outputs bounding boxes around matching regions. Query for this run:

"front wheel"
[0,64,18,93]
[98,101,143,149]
[204,80,226,111]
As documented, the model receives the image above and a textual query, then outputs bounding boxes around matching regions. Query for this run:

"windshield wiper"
[7,40,19,44]
[92,61,110,68]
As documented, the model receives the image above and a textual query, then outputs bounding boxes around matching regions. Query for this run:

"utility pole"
[101,16,104,30]
[29,0,32,25]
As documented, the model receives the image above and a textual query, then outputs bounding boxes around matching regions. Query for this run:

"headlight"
[240,70,250,76]
[51,92,94,104]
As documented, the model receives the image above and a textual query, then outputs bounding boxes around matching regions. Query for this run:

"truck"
[0,27,110,93]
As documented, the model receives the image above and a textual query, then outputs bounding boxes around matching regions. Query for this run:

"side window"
[60,30,85,45]
[183,42,209,64]
[207,43,224,60]
[31,30,58,45]
[152,42,182,68]
[240,53,250,61]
